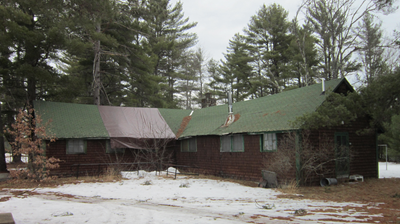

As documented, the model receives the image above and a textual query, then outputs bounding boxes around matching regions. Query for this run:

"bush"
[5,108,60,181]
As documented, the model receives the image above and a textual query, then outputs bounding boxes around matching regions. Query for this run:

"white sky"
[170,0,400,62]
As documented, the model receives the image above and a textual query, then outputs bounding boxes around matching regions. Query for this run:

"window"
[262,133,277,152]
[181,138,197,152]
[220,135,244,152]
[66,139,86,154]
[106,140,126,154]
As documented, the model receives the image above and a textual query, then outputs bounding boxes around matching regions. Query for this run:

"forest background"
[1,0,400,168]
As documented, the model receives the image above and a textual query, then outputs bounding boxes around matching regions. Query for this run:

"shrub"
[5,108,60,181]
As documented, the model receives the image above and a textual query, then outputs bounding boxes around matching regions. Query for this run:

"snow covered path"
[1,162,399,223]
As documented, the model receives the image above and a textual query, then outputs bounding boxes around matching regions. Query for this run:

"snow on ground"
[0,163,399,223]
[379,161,400,178]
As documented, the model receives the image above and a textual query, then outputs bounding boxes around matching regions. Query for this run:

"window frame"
[66,139,87,154]
[181,137,197,152]
[261,133,278,152]
[220,134,244,152]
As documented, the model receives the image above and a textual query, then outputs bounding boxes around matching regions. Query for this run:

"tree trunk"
[93,23,101,105]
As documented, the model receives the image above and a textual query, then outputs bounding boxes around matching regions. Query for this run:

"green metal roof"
[33,78,349,140]
[178,78,347,138]
[158,108,192,134]
[34,101,109,139]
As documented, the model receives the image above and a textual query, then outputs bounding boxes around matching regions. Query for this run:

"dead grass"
[277,178,400,223]
[278,179,299,194]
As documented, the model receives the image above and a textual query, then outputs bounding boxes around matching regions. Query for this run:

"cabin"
[34,102,178,176]
[34,78,378,185]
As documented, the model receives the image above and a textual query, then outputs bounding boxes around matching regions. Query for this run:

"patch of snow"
[379,162,400,178]
[0,163,398,223]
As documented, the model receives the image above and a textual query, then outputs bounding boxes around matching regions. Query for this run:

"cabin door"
[335,132,349,178]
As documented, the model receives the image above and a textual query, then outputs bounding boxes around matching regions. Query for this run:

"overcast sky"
[170,0,400,62]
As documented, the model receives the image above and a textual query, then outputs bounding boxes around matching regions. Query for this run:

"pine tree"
[175,50,198,109]
[220,34,253,102]
[207,59,227,104]
[245,3,293,94]
[0,0,66,162]
[64,0,129,105]
[142,0,197,108]
[356,13,385,85]
[288,23,320,87]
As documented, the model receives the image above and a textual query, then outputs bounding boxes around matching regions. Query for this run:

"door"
[335,132,349,178]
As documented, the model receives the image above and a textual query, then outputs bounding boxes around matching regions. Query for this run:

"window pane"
[189,138,196,152]
[263,133,277,151]
[232,135,243,152]
[221,136,231,152]
[181,140,189,152]
[67,139,85,154]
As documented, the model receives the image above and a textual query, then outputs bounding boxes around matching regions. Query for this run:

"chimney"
[223,91,235,127]
[201,93,216,108]
[321,78,325,95]
[228,91,233,114]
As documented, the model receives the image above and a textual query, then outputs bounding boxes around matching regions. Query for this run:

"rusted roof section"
[178,78,348,138]
[158,108,192,134]
[176,116,192,138]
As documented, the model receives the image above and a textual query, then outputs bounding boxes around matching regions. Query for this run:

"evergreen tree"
[288,23,320,87]
[245,3,293,94]
[193,48,207,105]
[220,34,253,102]
[0,0,66,162]
[207,59,227,104]
[64,0,128,105]
[356,12,385,85]
[175,50,198,109]
[142,0,197,108]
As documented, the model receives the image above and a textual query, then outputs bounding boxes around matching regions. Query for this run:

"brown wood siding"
[305,116,377,185]
[173,134,295,182]
[46,139,177,176]
[174,117,377,186]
